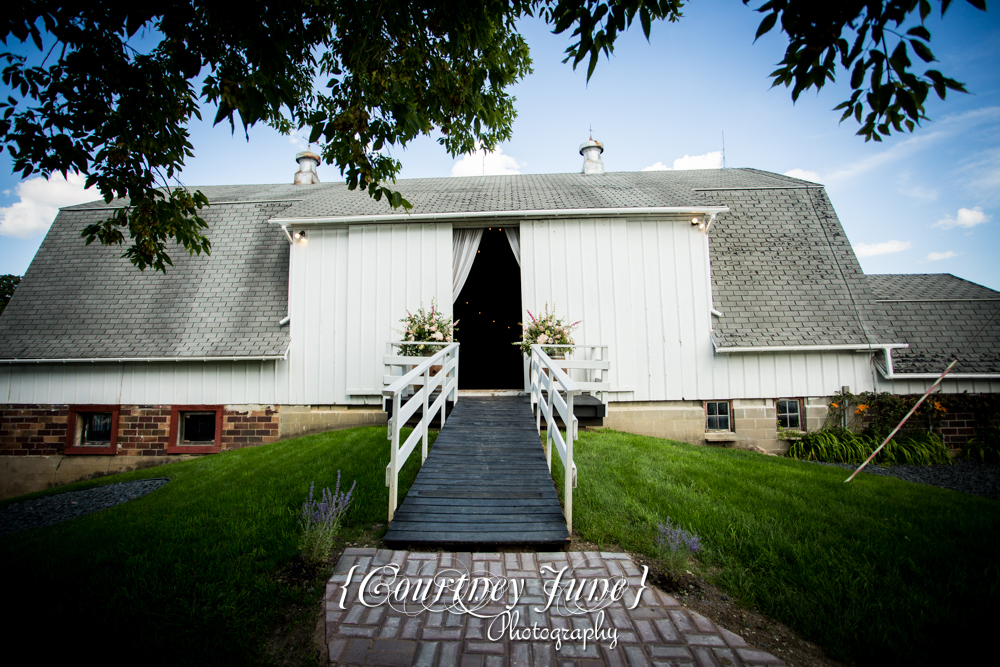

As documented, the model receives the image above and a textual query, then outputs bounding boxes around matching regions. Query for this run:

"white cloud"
[0,172,100,238]
[959,147,1000,198]
[822,105,1000,185]
[451,147,523,177]
[287,128,310,150]
[824,130,945,184]
[641,151,723,172]
[784,168,821,183]
[924,250,960,261]
[933,206,991,230]
[853,239,912,258]
[672,151,723,170]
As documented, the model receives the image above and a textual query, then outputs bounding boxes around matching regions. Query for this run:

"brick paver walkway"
[325,549,785,667]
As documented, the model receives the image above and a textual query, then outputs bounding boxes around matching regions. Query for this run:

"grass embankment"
[0,426,430,666]
[552,429,1000,667]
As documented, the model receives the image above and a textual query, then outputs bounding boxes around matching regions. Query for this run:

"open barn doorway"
[453,227,523,389]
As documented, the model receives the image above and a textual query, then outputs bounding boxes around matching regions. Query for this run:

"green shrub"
[787,429,950,465]
[963,427,1000,463]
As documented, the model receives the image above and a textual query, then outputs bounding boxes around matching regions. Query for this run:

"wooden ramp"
[383,395,570,548]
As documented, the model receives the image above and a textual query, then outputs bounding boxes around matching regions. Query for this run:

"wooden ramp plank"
[383,395,569,548]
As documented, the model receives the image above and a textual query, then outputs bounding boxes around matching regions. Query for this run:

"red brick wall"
[118,406,172,456]
[938,412,977,448]
[222,407,280,449]
[0,405,69,455]
[0,405,281,456]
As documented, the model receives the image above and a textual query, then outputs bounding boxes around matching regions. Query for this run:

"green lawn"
[5,425,998,667]
[0,426,430,666]
[552,428,1000,667]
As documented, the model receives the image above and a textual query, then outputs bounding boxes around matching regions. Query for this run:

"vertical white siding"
[287,222,452,404]
[6,218,993,409]
[1,361,279,404]
[877,376,1000,394]
[522,217,715,400]
[521,218,638,395]
[521,217,880,401]
[709,352,876,399]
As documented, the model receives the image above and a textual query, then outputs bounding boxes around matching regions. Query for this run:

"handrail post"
[565,397,574,534]
[440,347,448,429]
[382,342,459,525]
[388,391,401,522]
[421,365,430,464]
[545,372,554,471]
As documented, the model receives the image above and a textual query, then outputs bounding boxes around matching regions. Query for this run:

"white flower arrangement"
[397,300,457,356]
[514,304,579,356]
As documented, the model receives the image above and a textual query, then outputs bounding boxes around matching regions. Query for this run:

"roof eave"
[269,206,730,226]
[0,352,289,364]
[713,343,908,354]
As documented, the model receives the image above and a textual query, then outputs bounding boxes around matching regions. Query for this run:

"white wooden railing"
[529,344,580,533]
[529,344,610,416]
[382,342,459,521]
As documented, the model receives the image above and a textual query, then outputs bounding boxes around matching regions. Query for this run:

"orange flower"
[830,402,839,409]
[855,404,869,415]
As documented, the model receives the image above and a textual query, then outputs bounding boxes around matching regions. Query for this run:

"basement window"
[168,405,223,454]
[705,401,732,431]
[65,405,120,456]
[777,399,803,430]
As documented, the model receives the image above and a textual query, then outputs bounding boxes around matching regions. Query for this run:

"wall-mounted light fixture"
[691,217,706,231]
[280,224,309,244]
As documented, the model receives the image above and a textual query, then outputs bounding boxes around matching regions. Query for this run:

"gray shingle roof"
[272,169,812,219]
[0,168,897,360]
[867,273,1000,301]
[0,195,294,360]
[707,185,898,348]
[866,274,1000,374]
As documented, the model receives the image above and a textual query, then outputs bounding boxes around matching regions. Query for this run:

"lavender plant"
[299,471,356,565]
[655,518,703,572]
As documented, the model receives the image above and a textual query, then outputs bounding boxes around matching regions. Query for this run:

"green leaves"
[543,1,685,82]
[742,0,986,142]
[81,188,210,272]
[0,1,990,271]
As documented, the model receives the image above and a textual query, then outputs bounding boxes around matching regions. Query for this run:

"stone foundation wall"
[0,454,197,500]
[278,405,387,439]
[606,397,832,455]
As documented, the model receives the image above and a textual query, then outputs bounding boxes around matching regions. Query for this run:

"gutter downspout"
[876,349,1000,379]
[269,206,731,226]
[712,343,908,354]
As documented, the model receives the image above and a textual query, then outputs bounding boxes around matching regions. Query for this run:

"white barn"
[2,144,997,496]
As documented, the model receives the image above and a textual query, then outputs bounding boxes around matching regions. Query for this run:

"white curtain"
[505,226,521,267]
[452,228,483,302]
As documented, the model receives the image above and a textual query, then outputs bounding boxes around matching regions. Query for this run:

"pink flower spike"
[527,310,536,323]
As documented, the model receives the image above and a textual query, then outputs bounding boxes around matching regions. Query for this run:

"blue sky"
[2,1,998,289]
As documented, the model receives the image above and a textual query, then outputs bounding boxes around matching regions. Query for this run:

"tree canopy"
[0,274,20,315]
[1,1,987,271]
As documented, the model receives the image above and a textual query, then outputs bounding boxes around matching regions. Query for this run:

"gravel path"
[0,478,170,537]
[802,458,1000,502]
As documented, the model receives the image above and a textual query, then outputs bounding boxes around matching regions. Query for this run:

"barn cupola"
[293,150,321,185]
[579,138,605,175]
